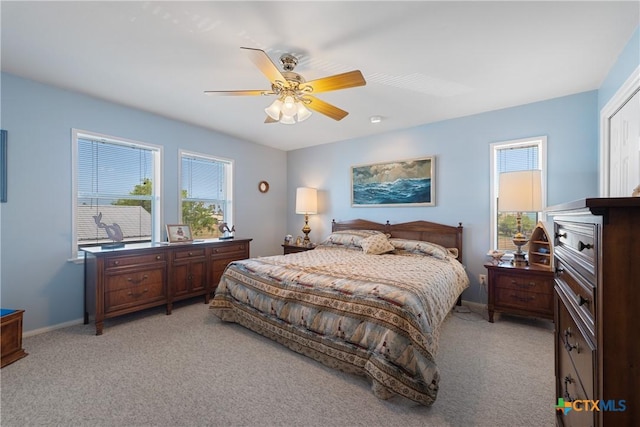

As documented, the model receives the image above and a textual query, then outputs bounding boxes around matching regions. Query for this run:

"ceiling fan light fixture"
[280,114,296,125]
[265,99,283,120]
[297,102,312,122]
[281,95,297,117]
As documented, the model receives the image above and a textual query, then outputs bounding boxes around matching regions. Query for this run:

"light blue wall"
[0,73,287,333]
[287,92,598,304]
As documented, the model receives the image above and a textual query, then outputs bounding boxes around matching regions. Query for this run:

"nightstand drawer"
[494,273,553,295]
[282,244,315,254]
[494,288,553,314]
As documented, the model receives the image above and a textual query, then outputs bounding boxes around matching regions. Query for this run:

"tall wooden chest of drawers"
[548,198,639,426]
[83,238,251,335]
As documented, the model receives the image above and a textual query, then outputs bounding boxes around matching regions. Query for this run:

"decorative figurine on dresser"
[548,197,639,427]
[485,221,555,323]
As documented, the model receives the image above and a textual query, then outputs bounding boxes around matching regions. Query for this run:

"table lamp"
[498,170,542,266]
[295,187,317,245]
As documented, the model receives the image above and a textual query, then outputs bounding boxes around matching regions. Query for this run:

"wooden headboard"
[332,219,464,262]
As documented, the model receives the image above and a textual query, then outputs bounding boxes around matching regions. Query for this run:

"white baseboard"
[23,318,85,338]
[461,300,486,313]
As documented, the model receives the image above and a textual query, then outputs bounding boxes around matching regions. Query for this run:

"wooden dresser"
[83,238,251,335]
[548,198,639,426]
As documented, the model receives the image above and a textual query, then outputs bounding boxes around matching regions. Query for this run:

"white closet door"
[609,90,640,197]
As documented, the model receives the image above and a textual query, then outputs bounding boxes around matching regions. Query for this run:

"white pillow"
[360,234,395,255]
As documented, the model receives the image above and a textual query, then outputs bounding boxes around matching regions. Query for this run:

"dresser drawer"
[494,288,553,314]
[556,340,594,427]
[556,258,595,328]
[556,287,595,399]
[105,268,165,292]
[494,272,553,295]
[105,281,166,312]
[210,243,249,258]
[173,247,206,260]
[554,220,597,285]
[106,252,165,268]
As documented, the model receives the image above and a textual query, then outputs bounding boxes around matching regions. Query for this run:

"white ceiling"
[1,1,638,151]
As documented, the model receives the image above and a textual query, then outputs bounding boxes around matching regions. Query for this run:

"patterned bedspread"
[210,245,469,405]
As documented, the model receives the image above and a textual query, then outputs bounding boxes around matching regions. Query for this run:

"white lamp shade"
[498,170,542,212]
[264,99,283,120]
[280,114,296,125]
[296,187,318,214]
[297,103,312,122]
[281,96,297,117]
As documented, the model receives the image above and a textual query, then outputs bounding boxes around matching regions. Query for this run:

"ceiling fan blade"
[264,116,278,124]
[301,70,366,94]
[241,47,288,86]
[204,90,272,96]
[304,96,349,121]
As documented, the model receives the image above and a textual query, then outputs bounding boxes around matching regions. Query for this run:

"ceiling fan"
[204,47,366,124]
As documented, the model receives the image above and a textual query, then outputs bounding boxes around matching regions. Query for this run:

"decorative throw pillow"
[360,234,395,255]
[389,238,449,260]
[318,230,385,249]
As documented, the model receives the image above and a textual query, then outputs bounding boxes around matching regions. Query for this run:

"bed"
[210,219,469,405]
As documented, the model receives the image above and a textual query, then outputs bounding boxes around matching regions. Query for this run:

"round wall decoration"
[258,181,270,193]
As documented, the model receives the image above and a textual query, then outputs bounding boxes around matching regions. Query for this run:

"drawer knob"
[578,295,590,307]
[555,267,564,275]
[578,241,593,251]
[189,252,193,256]
[156,255,161,260]
[114,261,120,265]
[555,232,567,239]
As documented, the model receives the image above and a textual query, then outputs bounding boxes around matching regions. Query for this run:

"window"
[72,130,161,258]
[490,136,547,251]
[180,150,233,238]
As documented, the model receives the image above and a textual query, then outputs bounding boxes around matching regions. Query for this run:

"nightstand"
[485,262,554,323]
[1,309,28,368]
[282,244,315,255]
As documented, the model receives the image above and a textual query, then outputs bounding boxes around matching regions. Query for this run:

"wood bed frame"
[332,218,465,305]
[331,218,464,261]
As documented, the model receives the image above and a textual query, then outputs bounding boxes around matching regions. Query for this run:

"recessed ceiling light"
[370,116,382,124]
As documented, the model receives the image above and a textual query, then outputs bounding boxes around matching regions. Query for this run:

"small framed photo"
[166,224,193,243]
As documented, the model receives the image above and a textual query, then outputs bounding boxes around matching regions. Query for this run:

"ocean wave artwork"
[353,178,431,205]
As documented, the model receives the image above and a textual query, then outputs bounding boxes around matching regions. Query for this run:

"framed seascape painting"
[351,156,435,207]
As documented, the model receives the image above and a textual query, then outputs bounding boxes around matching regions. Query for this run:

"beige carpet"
[0,300,555,426]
